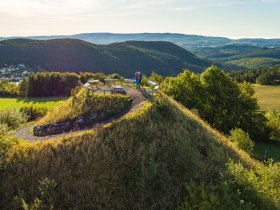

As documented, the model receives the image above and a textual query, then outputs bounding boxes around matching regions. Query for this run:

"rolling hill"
[0,39,213,76]
[2,33,280,48]
[191,44,280,69]
[227,57,280,69]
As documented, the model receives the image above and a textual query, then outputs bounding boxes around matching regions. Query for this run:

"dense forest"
[0,39,212,76]
[230,65,280,85]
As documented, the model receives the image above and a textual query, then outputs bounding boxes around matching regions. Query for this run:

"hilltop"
[0,39,212,76]
[2,91,279,209]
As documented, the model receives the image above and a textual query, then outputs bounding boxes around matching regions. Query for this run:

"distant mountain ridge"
[191,43,280,69]
[0,39,213,76]
[1,33,280,48]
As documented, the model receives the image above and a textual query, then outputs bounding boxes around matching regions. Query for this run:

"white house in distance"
[18,64,26,68]
[22,71,29,77]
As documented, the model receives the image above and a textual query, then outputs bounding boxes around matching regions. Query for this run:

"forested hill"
[0,39,212,76]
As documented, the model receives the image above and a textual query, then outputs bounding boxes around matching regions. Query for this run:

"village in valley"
[0,64,33,83]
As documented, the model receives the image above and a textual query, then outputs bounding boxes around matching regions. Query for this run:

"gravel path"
[12,86,151,142]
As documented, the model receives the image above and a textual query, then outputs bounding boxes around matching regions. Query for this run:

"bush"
[149,71,164,84]
[265,111,280,142]
[0,80,19,97]
[0,109,28,129]
[22,177,58,210]
[230,128,254,154]
[20,106,48,121]
[0,123,10,134]
[177,180,255,210]
[0,128,18,170]
[226,160,280,209]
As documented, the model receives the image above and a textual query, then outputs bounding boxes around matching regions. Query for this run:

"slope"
[1,93,262,210]
[0,39,212,76]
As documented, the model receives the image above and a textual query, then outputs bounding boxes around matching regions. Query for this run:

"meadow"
[0,97,66,110]
[253,85,280,111]
[254,142,280,162]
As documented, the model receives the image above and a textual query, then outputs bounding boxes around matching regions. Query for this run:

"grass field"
[253,85,280,111]
[0,97,66,110]
[253,142,280,162]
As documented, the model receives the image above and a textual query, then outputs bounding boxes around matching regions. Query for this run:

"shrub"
[149,71,164,84]
[0,108,28,129]
[0,130,18,170]
[230,128,254,154]
[22,177,57,210]
[0,80,19,97]
[0,123,10,134]
[20,106,48,121]
[177,180,255,210]
[265,111,280,142]
[226,160,280,209]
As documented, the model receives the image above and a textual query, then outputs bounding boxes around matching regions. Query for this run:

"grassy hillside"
[0,97,66,110]
[253,85,280,111]
[0,39,212,76]
[2,93,270,209]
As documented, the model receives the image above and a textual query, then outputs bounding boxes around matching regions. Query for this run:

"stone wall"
[33,111,105,136]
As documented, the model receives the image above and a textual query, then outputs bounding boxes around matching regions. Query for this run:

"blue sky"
[0,0,279,38]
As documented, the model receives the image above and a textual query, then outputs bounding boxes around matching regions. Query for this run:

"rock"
[90,113,98,120]
[76,116,84,123]
[99,112,105,118]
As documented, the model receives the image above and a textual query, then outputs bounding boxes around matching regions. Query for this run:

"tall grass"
[0,94,279,209]
[0,108,28,129]
[38,88,132,125]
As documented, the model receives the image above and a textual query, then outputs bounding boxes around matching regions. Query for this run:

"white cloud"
[260,0,280,3]
[168,6,196,11]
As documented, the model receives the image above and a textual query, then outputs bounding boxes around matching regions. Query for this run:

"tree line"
[19,72,81,97]
[229,65,280,85]
[0,71,164,98]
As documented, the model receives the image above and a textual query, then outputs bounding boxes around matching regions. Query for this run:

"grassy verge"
[0,97,66,110]
[253,85,280,111]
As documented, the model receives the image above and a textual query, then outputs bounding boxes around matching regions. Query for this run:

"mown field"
[0,97,66,110]
[253,85,280,111]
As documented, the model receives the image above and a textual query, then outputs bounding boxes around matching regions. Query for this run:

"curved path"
[12,87,151,142]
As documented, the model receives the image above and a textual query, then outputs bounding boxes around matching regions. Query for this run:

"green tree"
[162,66,261,136]
[0,80,19,97]
[265,111,280,142]
[230,128,254,154]
[161,70,206,112]
[200,66,242,131]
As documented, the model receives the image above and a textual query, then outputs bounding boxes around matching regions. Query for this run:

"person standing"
[135,71,143,89]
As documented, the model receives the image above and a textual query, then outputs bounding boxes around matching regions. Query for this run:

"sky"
[0,0,279,38]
